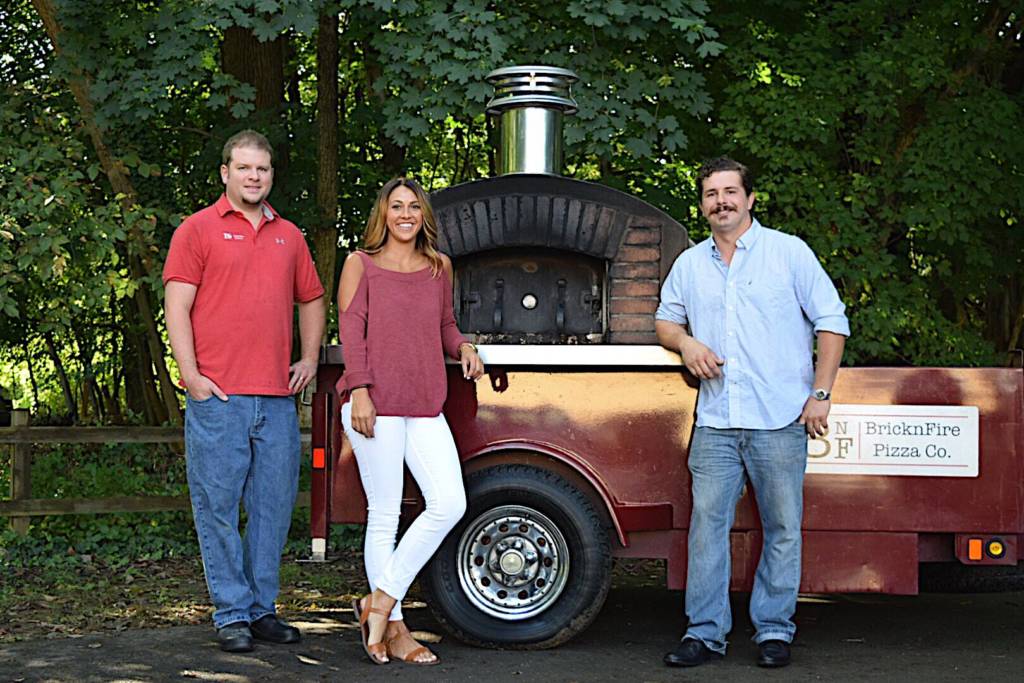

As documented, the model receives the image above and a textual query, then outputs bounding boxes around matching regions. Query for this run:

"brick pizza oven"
[432,66,690,345]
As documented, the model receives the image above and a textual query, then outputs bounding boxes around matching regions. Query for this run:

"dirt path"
[2,587,1021,682]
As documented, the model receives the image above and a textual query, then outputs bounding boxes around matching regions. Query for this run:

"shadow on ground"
[1,586,1021,682]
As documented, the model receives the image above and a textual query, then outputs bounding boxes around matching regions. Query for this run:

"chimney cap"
[486,65,579,115]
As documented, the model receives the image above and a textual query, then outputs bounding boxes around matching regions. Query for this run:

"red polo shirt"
[162,195,325,396]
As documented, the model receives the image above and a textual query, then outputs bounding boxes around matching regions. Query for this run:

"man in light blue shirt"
[657,157,849,669]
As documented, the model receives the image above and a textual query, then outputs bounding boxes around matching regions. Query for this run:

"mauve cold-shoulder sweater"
[336,250,468,417]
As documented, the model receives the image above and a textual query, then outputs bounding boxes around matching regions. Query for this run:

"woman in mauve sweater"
[337,177,484,666]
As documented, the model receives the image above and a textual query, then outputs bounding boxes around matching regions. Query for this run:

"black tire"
[422,464,612,649]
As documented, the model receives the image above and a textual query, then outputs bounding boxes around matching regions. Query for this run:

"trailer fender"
[463,442,641,547]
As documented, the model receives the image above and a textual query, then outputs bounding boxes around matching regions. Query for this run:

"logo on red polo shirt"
[222,232,245,241]
[275,238,286,245]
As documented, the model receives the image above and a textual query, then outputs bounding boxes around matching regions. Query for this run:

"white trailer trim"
[456,344,684,367]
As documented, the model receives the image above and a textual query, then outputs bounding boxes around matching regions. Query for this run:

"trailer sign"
[807,404,980,477]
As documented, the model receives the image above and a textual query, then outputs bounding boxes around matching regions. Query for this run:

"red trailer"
[308,67,1024,648]
[310,347,1022,647]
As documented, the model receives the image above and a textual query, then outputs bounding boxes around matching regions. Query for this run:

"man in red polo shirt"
[163,130,325,653]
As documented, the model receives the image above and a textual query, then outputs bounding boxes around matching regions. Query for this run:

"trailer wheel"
[422,464,612,649]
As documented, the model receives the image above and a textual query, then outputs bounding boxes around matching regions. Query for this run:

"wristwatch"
[811,388,831,401]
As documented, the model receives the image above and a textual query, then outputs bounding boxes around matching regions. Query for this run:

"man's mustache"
[713,204,737,214]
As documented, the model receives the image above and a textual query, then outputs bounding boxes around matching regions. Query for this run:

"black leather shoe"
[757,639,792,668]
[664,639,724,667]
[217,622,254,653]
[250,614,301,644]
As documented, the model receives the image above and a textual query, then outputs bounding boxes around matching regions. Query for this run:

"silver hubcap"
[456,505,570,621]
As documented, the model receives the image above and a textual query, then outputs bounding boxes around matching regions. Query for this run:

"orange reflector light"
[313,447,325,469]
[967,538,983,561]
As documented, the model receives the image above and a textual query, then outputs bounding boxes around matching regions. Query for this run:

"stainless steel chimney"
[486,66,578,175]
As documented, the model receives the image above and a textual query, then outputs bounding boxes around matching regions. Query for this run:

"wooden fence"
[0,410,310,534]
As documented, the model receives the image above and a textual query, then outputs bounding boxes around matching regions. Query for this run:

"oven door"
[456,248,605,339]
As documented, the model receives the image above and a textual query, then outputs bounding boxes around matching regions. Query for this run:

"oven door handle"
[492,278,504,330]
[556,278,567,333]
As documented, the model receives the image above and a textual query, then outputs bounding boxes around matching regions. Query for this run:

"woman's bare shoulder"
[343,251,366,273]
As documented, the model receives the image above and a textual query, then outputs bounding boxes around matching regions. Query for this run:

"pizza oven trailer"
[307,67,1024,648]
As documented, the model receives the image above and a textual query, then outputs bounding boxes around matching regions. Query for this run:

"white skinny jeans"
[341,403,467,621]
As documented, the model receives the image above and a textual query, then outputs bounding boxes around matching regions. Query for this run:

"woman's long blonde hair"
[362,177,444,277]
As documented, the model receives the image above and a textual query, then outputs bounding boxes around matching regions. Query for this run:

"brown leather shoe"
[385,633,439,666]
[352,596,389,664]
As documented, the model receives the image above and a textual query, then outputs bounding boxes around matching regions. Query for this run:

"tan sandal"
[386,633,439,666]
[352,596,389,664]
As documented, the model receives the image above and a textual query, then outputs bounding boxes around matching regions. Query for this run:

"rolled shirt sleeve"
[792,239,850,337]
[655,256,690,326]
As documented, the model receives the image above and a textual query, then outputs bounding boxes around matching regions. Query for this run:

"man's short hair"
[697,156,753,197]
[222,130,274,166]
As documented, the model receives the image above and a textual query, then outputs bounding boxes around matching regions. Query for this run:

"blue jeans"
[684,422,807,653]
[185,394,300,629]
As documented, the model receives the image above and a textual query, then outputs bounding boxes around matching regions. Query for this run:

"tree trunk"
[486,115,497,177]
[43,331,77,423]
[123,306,169,425]
[31,0,182,425]
[365,52,407,176]
[73,328,104,423]
[100,383,123,424]
[122,322,147,417]
[106,297,125,423]
[221,24,290,184]
[20,339,40,413]
[222,26,286,113]
[131,252,182,422]
[314,10,340,302]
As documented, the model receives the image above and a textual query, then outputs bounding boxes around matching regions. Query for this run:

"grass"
[0,551,367,643]
[0,548,665,643]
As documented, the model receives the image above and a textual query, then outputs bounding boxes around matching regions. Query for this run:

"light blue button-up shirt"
[656,219,850,429]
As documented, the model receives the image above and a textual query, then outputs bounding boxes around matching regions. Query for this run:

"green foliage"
[0,513,199,570]
[703,0,1023,365]
[352,0,717,163]
[0,95,126,326]
[1,0,724,415]
[0,440,358,568]
[2,0,1021,428]
[31,443,187,498]
[0,443,196,567]
[350,0,723,229]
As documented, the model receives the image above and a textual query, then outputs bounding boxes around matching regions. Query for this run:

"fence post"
[9,409,30,535]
